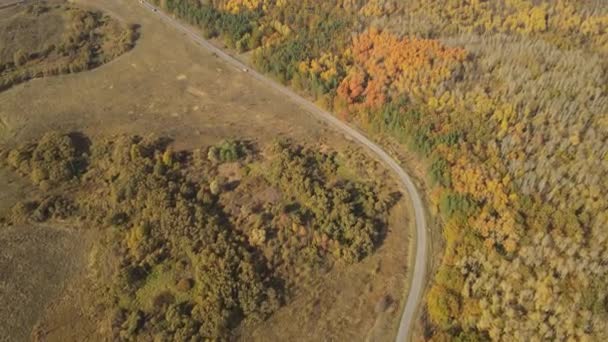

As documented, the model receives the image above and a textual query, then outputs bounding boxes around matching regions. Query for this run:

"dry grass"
[0,224,91,342]
[0,3,65,63]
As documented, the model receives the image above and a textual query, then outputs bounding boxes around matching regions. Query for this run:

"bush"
[13,50,28,67]
[267,141,391,263]
[427,284,461,329]
[7,132,86,186]
[207,139,248,163]
[429,157,451,187]
[440,192,477,219]
[9,201,37,224]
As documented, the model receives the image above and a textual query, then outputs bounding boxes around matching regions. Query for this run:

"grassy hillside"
[152,0,608,340]
[0,1,136,91]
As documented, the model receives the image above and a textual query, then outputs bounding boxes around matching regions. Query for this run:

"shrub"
[13,50,28,67]
[440,192,477,219]
[207,139,248,163]
[429,157,451,187]
[427,284,461,329]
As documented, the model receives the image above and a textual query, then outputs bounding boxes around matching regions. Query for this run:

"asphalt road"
[140,2,428,340]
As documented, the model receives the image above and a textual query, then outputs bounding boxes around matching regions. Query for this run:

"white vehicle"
[242,68,249,73]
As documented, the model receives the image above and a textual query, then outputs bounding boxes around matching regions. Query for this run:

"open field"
[0,224,92,342]
[0,0,411,340]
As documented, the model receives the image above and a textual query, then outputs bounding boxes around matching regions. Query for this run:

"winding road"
[140,2,428,340]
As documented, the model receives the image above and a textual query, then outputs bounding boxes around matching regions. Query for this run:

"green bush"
[440,191,477,219]
[207,139,248,163]
[5,132,86,187]
[429,157,451,187]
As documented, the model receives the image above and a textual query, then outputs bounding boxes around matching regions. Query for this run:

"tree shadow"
[372,191,403,252]
[68,131,92,176]
[68,131,91,155]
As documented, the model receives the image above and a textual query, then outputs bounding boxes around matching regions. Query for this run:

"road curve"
[141,2,428,340]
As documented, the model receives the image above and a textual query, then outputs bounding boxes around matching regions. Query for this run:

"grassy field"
[0,224,92,342]
[0,0,411,340]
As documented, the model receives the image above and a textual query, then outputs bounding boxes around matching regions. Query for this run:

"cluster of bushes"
[8,195,77,224]
[2,133,278,339]
[3,132,87,189]
[207,139,250,163]
[0,2,137,91]
[266,141,394,264]
[1,132,393,339]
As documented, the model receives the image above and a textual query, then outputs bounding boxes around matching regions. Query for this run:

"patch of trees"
[265,140,395,264]
[158,0,354,88]
[154,0,261,51]
[207,139,250,163]
[383,0,608,54]
[4,132,87,189]
[1,132,394,339]
[252,7,352,85]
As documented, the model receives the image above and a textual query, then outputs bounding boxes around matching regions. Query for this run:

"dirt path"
[140,2,429,341]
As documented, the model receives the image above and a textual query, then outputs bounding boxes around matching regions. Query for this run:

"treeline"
[0,131,394,339]
[151,0,261,51]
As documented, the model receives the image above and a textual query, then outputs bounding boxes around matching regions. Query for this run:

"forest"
[151,0,608,340]
[0,132,395,339]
